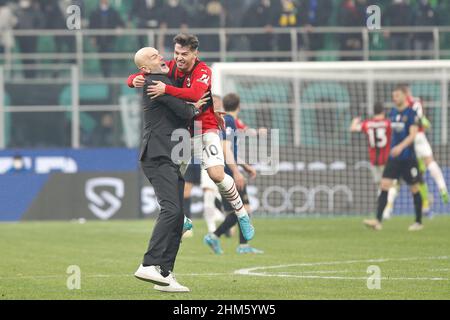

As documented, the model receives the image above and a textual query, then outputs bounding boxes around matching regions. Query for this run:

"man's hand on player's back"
[133,75,145,88]
[192,93,211,110]
[148,80,167,99]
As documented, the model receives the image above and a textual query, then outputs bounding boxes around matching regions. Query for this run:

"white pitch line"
[234,256,450,281]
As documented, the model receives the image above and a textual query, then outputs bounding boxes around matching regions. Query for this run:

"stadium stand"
[2,0,450,72]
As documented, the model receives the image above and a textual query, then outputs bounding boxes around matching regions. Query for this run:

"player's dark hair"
[223,93,240,112]
[173,33,199,51]
[394,84,409,94]
[373,102,384,115]
[398,83,410,89]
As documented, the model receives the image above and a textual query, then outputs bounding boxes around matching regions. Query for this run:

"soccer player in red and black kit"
[351,102,392,184]
[351,102,398,220]
[127,34,255,241]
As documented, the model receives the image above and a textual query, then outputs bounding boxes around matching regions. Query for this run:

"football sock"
[428,161,448,192]
[216,174,247,217]
[418,158,427,174]
[383,185,397,217]
[215,197,223,210]
[413,192,423,224]
[418,182,430,209]
[387,183,398,205]
[214,213,237,238]
[204,189,219,233]
[376,190,388,222]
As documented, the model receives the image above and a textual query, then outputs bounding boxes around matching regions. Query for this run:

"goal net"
[212,60,450,217]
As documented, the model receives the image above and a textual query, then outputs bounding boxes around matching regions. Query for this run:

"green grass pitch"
[1,216,449,300]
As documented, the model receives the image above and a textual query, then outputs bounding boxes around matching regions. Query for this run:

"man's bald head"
[134,47,157,68]
[134,47,169,74]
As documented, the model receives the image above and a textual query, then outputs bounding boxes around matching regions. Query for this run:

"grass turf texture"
[0,216,449,300]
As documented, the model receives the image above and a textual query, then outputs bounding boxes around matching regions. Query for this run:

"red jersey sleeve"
[127,60,171,88]
[165,64,211,102]
[235,118,248,130]
[127,72,144,88]
[361,120,368,133]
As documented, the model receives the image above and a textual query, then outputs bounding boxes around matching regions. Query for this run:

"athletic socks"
[428,161,448,192]
[387,183,399,205]
[413,192,423,224]
[204,189,219,233]
[378,188,423,224]
[215,197,223,210]
[383,185,398,218]
[216,174,247,217]
[418,182,430,210]
[214,213,237,238]
[376,190,388,222]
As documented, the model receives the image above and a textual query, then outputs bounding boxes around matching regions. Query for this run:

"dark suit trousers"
[141,156,185,272]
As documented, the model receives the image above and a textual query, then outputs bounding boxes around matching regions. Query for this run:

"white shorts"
[370,165,384,184]
[414,132,433,159]
[180,132,225,176]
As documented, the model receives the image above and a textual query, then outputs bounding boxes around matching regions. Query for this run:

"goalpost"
[212,60,450,217]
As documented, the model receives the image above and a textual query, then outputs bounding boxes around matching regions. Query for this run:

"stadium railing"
[0,65,131,149]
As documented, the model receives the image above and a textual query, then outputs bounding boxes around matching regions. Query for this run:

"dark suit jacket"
[139,73,200,162]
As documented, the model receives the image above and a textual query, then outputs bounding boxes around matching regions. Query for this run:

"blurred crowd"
[0,0,449,73]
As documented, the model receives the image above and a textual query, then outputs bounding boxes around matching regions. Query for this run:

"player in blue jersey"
[203,93,263,254]
[364,85,424,231]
